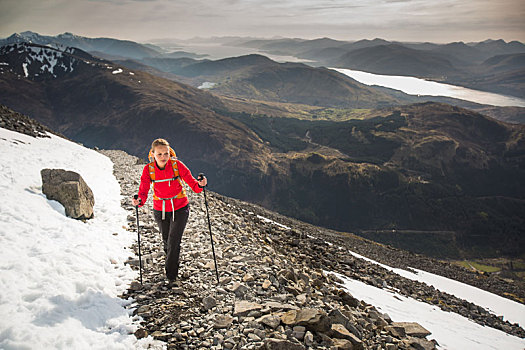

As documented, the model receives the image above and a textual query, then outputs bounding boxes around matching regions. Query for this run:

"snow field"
[0,128,163,349]
[348,250,525,327]
[331,272,525,350]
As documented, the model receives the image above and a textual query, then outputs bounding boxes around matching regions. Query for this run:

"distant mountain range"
[0,31,163,60]
[233,37,525,98]
[329,44,459,78]
[239,37,525,67]
[3,32,524,99]
[1,42,524,259]
[120,54,401,108]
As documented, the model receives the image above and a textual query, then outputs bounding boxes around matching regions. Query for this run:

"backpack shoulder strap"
[148,162,156,181]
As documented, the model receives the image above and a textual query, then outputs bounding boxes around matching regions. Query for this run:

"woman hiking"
[132,138,207,283]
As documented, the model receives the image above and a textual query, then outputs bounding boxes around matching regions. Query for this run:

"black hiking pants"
[153,205,190,280]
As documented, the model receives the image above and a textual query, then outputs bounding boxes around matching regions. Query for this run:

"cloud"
[0,0,523,42]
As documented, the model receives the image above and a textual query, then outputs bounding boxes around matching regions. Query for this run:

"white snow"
[0,62,9,66]
[129,72,135,75]
[22,62,28,77]
[256,215,291,230]
[16,44,76,77]
[0,128,164,349]
[330,272,525,350]
[347,250,525,327]
[197,82,216,89]
[112,68,123,75]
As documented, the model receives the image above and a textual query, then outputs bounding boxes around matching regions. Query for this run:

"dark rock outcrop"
[0,104,58,138]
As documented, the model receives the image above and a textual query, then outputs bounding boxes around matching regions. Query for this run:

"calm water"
[332,68,525,107]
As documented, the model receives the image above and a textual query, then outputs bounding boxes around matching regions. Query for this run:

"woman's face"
[154,145,170,168]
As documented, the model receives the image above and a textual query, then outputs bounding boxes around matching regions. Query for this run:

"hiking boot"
[167,279,181,288]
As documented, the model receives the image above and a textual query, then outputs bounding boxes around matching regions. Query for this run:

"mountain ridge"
[1,31,163,59]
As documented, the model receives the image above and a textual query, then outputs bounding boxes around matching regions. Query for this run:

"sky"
[0,0,524,43]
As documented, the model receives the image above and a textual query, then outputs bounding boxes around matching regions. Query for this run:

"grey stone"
[202,296,217,310]
[391,322,432,338]
[41,168,95,219]
[403,336,436,350]
[385,325,406,338]
[304,331,314,347]
[134,328,148,339]
[248,333,262,341]
[151,331,171,341]
[263,338,305,350]
[232,282,249,297]
[281,308,331,332]
[214,315,234,329]
[259,315,281,329]
[331,338,354,349]
[129,281,142,291]
[234,301,263,317]
[265,301,298,311]
[331,323,353,340]
[292,325,306,341]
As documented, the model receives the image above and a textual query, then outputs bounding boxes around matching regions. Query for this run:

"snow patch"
[112,68,123,75]
[347,250,525,327]
[22,62,28,77]
[256,215,290,230]
[330,271,525,350]
[198,82,216,89]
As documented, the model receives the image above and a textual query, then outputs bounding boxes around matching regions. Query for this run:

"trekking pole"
[133,195,143,284]
[198,173,219,284]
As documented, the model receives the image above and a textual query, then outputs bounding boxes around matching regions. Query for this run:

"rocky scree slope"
[0,104,64,138]
[102,150,525,349]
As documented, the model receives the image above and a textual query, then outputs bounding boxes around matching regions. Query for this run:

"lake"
[332,68,525,108]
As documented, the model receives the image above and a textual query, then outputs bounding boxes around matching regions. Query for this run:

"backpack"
[147,147,187,219]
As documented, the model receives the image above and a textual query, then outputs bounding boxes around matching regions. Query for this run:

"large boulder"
[281,308,331,332]
[41,169,94,219]
[391,322,432,338]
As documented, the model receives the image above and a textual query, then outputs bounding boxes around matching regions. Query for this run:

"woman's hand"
[132,196,141,206]
[198,175,208,188]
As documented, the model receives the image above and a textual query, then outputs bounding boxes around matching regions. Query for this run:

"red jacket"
[137,159,202,212]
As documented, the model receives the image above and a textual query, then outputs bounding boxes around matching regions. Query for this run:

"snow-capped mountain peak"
[0,43,90,79]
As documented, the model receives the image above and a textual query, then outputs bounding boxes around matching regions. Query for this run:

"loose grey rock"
[259,314,281,329]
[392,322,432,338]
[232,282,249,297]
[214,315,234,329]
[281,309,330,332]
[331,338,353,349]
[234,301,263,317]
[134,328,148,339]
[304,331,314,347]
[263,338,305,350]
[202,296,217,310]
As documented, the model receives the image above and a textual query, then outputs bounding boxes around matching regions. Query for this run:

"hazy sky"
[1,0,524,43]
